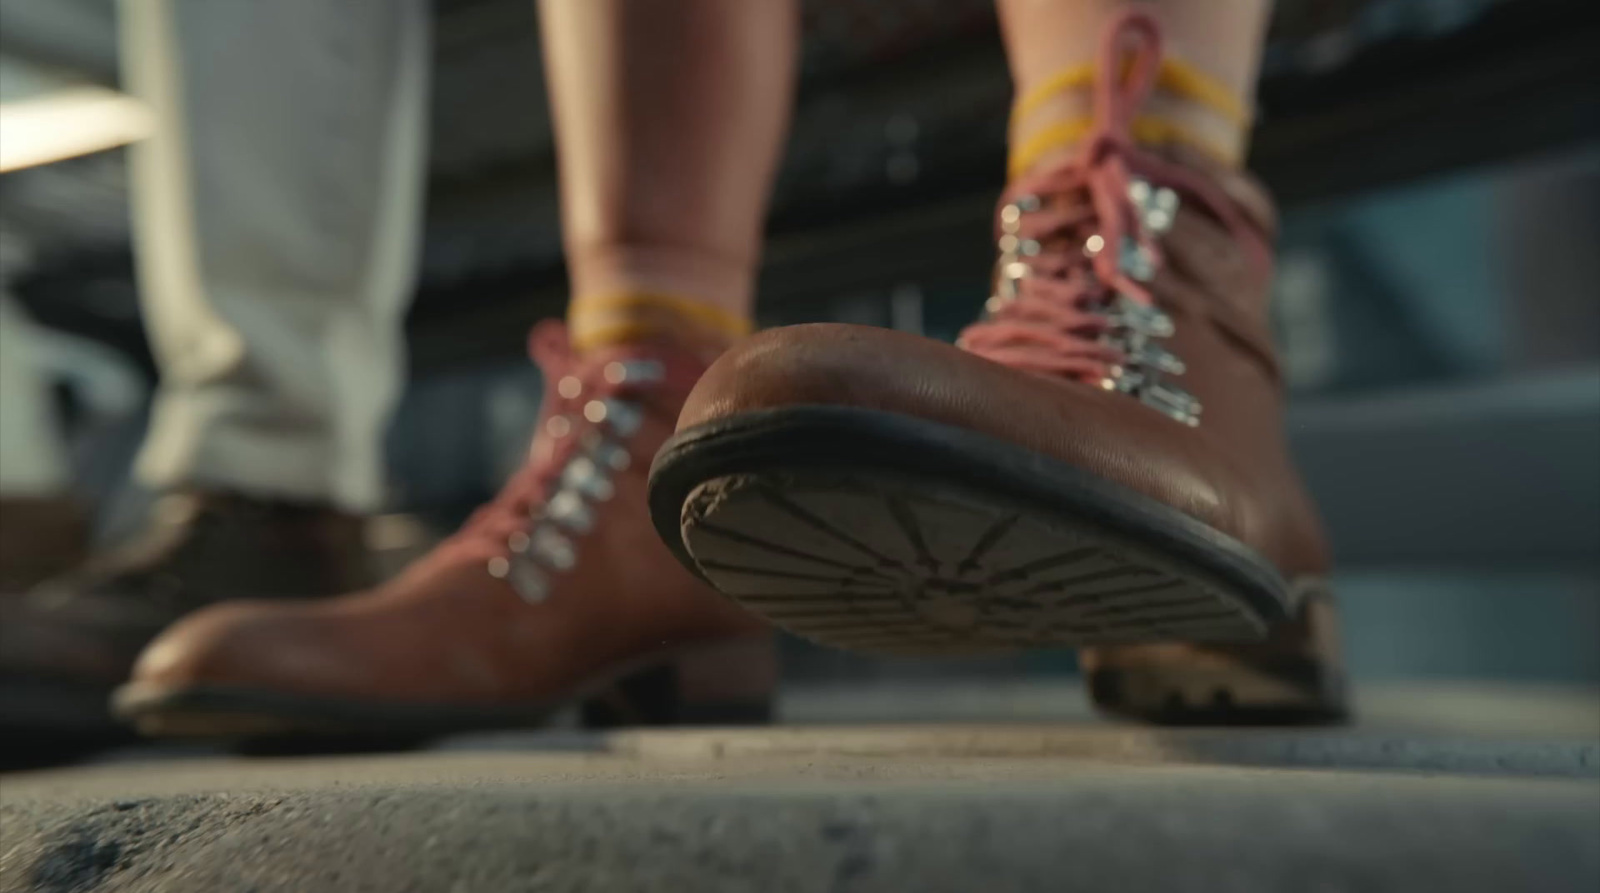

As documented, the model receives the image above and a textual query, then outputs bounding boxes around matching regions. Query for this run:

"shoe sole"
[111,637,774,745]
[650,407,1297,656]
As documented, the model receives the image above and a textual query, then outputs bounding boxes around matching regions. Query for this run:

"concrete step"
[2,683,1596,892]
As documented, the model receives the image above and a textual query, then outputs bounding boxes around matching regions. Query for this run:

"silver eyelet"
[561,455,614,502]
[1093,181,1197,424]
[1095,289,1197,425]
[989,179,1198,426]
[1102,293,1175,338]
[588,399,643,438]
[546,490,594,534]
[1099,357,1201,426]
[992,195,1045,306]
[1142,379,1202,426]
[1125,340,1186,376]
[488,376,656,601]
[1117,236,1157,282]
[489,540,554,601]
[1128,178,1180,236]
[604,359,664,385]
[999,194,1040,229]
[590,440,632,472]
[506,557,550,603]
[530,524,577,570]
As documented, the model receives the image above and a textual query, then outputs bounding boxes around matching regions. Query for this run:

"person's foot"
[0,490,371,738]
[114,323,773,742]
[0,495,89,593]
[646,12,1344,723]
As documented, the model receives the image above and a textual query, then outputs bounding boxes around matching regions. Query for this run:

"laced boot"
[647,10,1344,723]
[114,323,773,741]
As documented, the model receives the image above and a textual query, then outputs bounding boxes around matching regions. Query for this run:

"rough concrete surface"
[1,683,1597,892]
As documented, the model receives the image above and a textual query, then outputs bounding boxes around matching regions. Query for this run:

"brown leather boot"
[114,323,774,741]
[647,10,1345,723]
[0,490,371,736]
[0,496,89,593]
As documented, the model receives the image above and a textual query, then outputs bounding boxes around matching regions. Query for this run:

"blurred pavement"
[1,680,1596,892]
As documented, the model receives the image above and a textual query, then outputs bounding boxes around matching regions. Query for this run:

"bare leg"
[537,0,799,354]
[996,0,1271,177]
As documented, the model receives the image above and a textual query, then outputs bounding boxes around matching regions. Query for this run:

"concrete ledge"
[610,725,1600,778]
[3,724,1597,893]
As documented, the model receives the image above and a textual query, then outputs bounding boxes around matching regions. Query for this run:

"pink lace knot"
[958,7,1238,426]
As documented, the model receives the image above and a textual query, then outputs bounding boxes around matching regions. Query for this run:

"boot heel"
[1082,581,1349,725]
[580,635,777,728]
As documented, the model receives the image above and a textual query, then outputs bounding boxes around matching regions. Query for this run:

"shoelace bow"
[958,9,1257,423]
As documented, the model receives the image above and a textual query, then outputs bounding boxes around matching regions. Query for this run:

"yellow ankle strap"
[569,291,752,353]
[1008,112,1237,179]
[1011,56,1252,130]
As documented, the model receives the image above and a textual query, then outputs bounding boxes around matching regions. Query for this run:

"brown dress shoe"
[0,490,370,736]
[0,496,89,593]
[114,323,773,741]
[647,10,1344,723]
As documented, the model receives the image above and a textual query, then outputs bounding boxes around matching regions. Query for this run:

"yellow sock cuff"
[568,291,753,353]
[1010,57,1252,130]
[1007,112,1237,180]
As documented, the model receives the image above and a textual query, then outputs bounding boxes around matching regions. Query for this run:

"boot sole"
[111,636,774,745]
[649,407,1296,656]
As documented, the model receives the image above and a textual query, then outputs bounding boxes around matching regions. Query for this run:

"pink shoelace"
[456,320,692,602]
[957,9,1256,425]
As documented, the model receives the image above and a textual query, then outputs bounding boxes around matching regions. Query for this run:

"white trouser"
[0,291,69,496]
[122,0,429,512]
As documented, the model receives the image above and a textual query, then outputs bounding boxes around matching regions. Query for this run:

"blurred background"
[2,0,1597,700]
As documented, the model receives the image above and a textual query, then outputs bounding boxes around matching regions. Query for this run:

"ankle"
[1006,54,1252,180]
[1010,90,1244,180]
[566,243,755,360]
[568,293,747,365]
